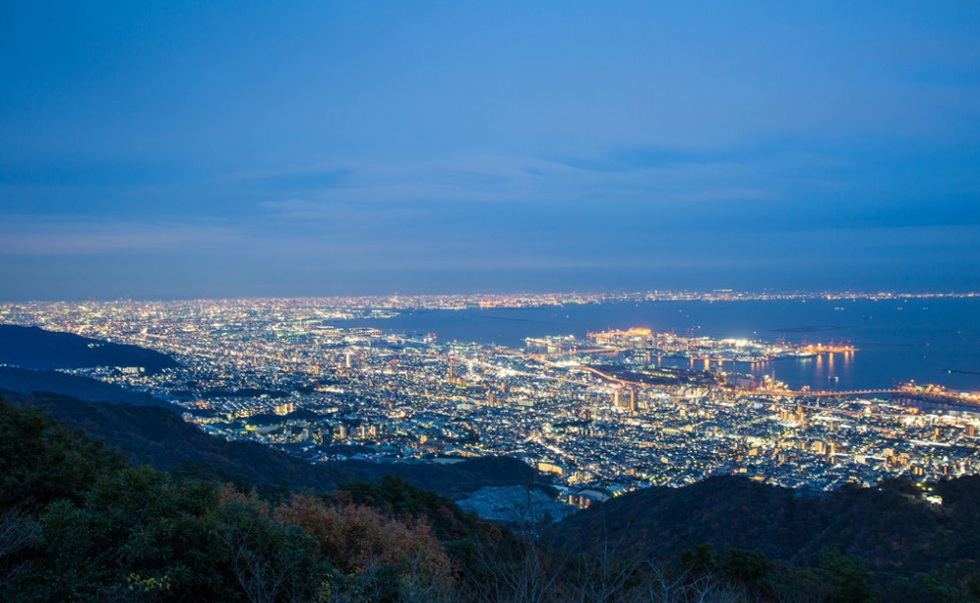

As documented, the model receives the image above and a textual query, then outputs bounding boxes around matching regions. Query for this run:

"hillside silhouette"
[4,397,980,601]
[2,389,542,500]
[0,324,179,373]
[549,473,980,601]
[0,366,172,408]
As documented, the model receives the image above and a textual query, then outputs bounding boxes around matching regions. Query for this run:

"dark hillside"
[0,366,173,408]
[4,398,980,602]
[4,390,542,500]
[0,324,179,373]
[548,474,980,598]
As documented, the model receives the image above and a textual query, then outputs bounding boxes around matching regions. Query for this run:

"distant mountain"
[1,389,544,500]
[0,324,179,374]
[0,366,174,408]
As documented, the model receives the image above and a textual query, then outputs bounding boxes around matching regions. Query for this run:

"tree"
[0,508,36,592]
[219,501,329,603]
[276,494,454,603]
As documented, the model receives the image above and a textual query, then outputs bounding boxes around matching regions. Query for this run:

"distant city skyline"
[3,2,980,300]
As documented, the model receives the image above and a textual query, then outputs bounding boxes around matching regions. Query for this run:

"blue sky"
[2,1,979,299]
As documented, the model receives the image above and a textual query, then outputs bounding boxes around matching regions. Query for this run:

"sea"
[341,297,980,393]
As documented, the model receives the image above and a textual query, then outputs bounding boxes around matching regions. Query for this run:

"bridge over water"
[776,388,980,410]
[777,389,902,398]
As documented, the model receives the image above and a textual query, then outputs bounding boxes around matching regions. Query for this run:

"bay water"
[343,297,980,392]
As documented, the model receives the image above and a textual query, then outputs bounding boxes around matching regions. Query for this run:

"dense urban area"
[2,291,979,509]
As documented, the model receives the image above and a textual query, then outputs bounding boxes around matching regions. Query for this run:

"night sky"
[3,2,980,300]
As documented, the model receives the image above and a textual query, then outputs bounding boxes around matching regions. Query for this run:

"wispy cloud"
[0,216,241,255]
[256,150,781,222]
[234,168,354,191]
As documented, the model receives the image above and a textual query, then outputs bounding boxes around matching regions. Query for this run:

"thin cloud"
[255,151,781,222]
[0,217,241,256]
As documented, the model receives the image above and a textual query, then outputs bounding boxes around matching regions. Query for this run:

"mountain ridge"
[0,324,180,373]
[1,389,545,500]
[547,471,980,598]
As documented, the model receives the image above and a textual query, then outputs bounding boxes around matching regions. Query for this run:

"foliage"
[277,494,454,602]
[339,475,481,541]
[550,473,980,602]
[0,401,126,511]
[2,399,979,603]
[0,401,457,603]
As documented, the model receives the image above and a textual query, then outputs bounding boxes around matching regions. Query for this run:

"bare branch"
[0,508,37,590]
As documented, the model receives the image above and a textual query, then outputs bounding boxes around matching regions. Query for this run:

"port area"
[526,327,856,365]
[526,328,980,411]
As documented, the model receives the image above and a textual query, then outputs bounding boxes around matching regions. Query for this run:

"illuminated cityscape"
[4,4,980,600]
[2,292,978,507]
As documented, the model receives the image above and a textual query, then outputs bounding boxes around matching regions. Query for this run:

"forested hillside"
[549,473,980,602]
[3,399,979,602]
[1,390,542,500]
